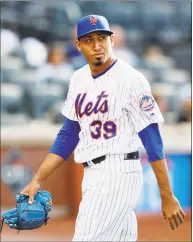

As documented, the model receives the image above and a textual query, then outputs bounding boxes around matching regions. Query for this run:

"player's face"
[76,32,114,66]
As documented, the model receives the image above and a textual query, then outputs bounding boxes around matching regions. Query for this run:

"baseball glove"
[1,190,52,232]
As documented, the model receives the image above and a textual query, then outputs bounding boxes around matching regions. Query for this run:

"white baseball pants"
[72,154,143,241]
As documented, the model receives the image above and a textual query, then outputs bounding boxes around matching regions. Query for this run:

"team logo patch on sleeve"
[138,92,155,112]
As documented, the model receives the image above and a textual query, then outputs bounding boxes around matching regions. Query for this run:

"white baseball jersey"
[62,59,164,163]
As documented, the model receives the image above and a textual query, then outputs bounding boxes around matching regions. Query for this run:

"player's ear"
[76,40,82,52]
[110,35,114,47]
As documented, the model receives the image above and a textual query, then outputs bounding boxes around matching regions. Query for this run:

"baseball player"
[20,15,185,241]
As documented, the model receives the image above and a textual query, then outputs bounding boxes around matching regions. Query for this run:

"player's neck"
[90,57,115,77]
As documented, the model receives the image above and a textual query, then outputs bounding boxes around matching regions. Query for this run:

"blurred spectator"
[21,37,48,68]
[35,43,74,83]
[143,45,175,68]
[110,24,140,67]
[177,84,191,123]
[66,26,87,69]
[1,29,20,57]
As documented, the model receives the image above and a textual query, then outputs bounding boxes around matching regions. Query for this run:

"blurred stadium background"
[1,0,191,241]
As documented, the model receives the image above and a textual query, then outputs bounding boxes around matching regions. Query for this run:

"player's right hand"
[20,178,41,204]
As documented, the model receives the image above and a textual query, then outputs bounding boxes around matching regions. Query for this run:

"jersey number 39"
[90,120,117,140]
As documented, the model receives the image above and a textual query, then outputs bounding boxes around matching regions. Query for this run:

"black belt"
[83,151,139,168]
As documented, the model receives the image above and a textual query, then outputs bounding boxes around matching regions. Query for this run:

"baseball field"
[1,211,191,241]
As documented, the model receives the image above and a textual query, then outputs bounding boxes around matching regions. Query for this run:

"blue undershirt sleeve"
[49,117,80,160]
[138,123,165,162]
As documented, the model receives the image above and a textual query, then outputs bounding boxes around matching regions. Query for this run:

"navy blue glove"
[1,191,52,231]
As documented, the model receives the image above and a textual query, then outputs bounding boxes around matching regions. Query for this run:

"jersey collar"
[92,59,118,79]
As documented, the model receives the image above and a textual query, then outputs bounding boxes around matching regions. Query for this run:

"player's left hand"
[161,194,185,230]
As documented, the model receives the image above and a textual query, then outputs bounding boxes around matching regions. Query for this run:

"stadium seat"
[47,100,65,124]
[1,83,24,113]
[157,27,188,45]
[48,2,81,38]
[1,55,23,71]
[1,112,29,126]
[136,68,154,84]
[126,29,145,45]
[144,56,175,70]
[29,83,65,118]
[41,78,70,99]
[160,68,190,84]
[1,56,24,83]
[22,1,48,31]
[168,44,191,72]
[175,1,191,28]
[152,82,176,97]
[151,82,178,121]
[1,29,20,57]
[20,38,47,68]
[78,1,141,29]
[11,68,37,89]
[140,1,176,37]
[143,57,176,83]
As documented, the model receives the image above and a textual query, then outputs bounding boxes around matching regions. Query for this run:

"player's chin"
[93,57,105,66]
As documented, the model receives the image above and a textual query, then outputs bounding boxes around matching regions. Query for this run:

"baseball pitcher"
[4,15,185,241]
